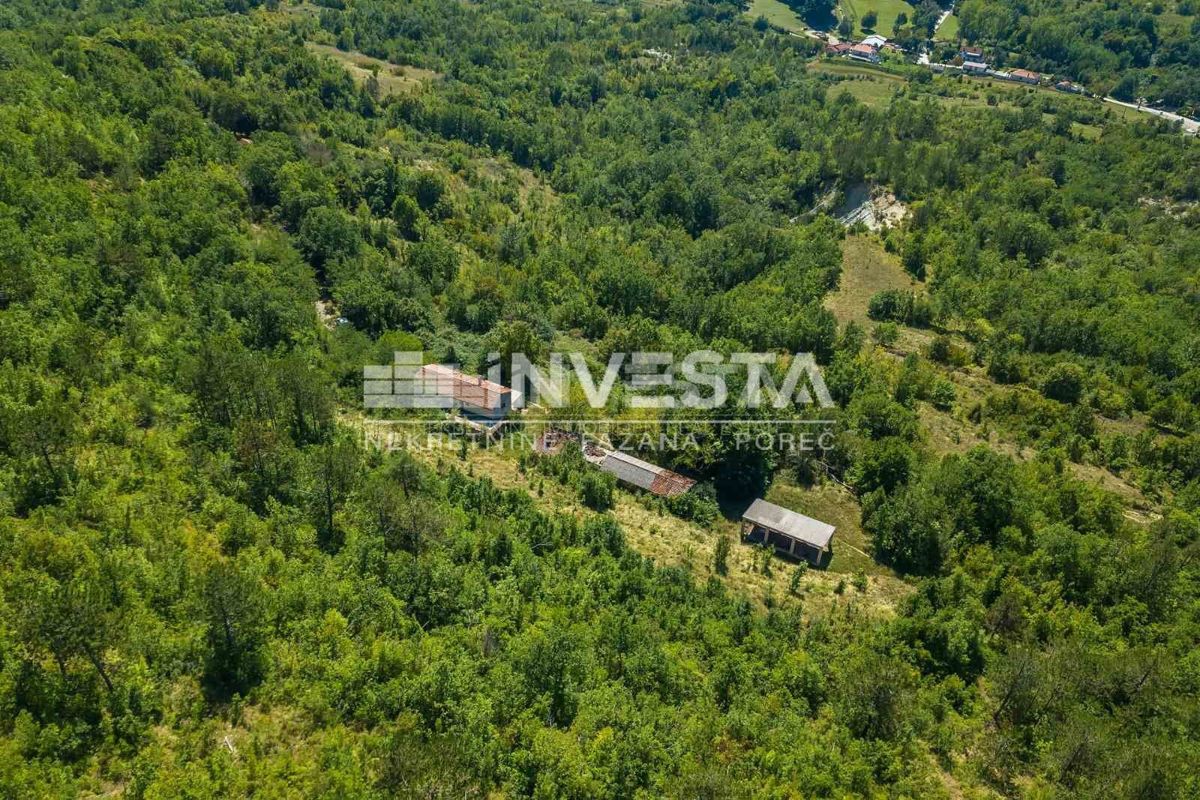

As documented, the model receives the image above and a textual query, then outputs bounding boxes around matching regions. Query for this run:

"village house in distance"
[961,44,987,74]
[847,42,879,64]
[1009,68,1041,85]
[827,35,1053,90]
[826,32,902,64]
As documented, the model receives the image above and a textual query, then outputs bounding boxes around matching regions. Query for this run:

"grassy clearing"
[916,393,1156,515]
[815,53,1152,137]
[931,73,1150,127]
[472,156,554,205]
[809,59,907,80]
[934,12,958,41]
[304,43,440,98]
[743,0,809,34]
[280,1,320,16]
[825,234,921,327]
[927,89,1027,117]
[808,60,907,108]
[387,427,911,617]
[873,339,1159,519]
[821,237,1158,520]
[1092,100,1154,126]
[837,0,915,39]
[1155,10,1195,38]
[763,478,894,578]
[825,74,900,107]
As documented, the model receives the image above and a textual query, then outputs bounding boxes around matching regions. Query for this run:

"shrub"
[578,469,615,512]
[1039,362,1086,405]
[868,289,931,326]
[930,379,956,410]
[581,514,624,556]
[667,483,719,525]
[714,535,731,576]
[789,562,809,594]
[872,322,900,346]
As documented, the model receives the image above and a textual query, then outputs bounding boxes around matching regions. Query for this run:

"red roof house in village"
[848,43,880,64]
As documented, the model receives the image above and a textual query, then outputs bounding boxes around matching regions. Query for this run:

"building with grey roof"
[741,498,836,565]
[597,450,695,498]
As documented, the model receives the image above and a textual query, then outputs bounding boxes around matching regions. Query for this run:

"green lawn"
[837,0,915,39]
[934,11,958,41]
[809,59,906,80]
[744,0,809,34]
[808,60,906,107]
[828,77,900,107]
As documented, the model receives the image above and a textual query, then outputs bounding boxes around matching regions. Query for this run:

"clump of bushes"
[868,289,932,326]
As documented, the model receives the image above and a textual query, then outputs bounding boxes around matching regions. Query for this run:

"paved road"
[1102,97,1200,135]
[801,11,1200,135]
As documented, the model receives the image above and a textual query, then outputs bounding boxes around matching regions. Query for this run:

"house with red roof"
[848,43,880,64]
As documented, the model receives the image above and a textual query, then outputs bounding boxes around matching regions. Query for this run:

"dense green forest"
[956,0,1200,112]
[0,0,1198,796]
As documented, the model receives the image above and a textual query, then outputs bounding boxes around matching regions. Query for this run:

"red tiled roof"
[418,364,510,411]
[649,470,696,498]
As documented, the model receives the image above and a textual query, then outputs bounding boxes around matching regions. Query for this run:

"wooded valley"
[0,1,1197,797]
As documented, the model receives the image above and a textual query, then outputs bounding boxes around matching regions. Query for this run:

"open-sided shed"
[741,499,835,565]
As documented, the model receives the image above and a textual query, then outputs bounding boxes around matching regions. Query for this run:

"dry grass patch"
[475,157,554,205]
[826,234,921,327]
[305,43,440,98]
[393,432,911,618]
